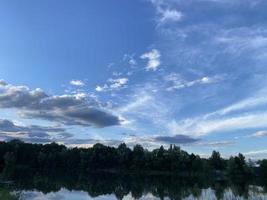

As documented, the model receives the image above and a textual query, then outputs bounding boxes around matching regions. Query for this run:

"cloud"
[250,130,267,138]
[212,90,267,116]
[70,80,85,86]
[160,9,183,23]
[0,79,7,86]
[115,84,173,134]
[170,111,267,137]
[165,73,223,91]
[154,134,200,144]
[0,84,47,109]
[95,84,108,92]
[0,81,121,127]
[120,133,201,149]
[0,119,71,144]
[95,78,128,92]
[140,49,161,71]
[64,138,122,148]
[0,119,65,134]
[149,0,183,24]
[194,141,235,147]
[215,28,267,53]
[243,149,267,159]
[109,78,128,89]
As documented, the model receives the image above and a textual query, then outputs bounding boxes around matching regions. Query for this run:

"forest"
[0,139,266,183]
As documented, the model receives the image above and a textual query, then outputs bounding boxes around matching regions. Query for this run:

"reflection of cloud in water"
[16,188,116,200]
[182,187,267,200]
[123,193,159,200]
[13,187,267,200]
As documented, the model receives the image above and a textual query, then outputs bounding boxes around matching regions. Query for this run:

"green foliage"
[0,187,19,200]
[227,153,252,180]
[259,159,267,182]
[0,139,261,182]
[209,151,226,171]
[3,152,16,178]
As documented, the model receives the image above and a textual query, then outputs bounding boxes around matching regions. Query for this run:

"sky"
[0,0,267,159]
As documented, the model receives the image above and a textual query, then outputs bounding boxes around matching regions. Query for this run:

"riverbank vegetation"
[0,139,266,183]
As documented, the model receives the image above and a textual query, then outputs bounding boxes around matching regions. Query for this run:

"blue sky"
[0,0,267,159]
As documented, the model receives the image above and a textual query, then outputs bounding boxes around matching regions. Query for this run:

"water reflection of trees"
[5,173,266,200]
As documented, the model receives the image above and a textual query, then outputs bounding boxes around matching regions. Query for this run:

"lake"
[1,173,267,200]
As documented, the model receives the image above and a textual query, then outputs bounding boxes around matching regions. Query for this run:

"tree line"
[0,139,266,182]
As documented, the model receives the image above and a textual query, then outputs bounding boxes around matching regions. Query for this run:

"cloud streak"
[154,134,200,144]
[165,73,223,91]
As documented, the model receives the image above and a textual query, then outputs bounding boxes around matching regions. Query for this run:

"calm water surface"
[9,187,267,200]
[1,173,267,200]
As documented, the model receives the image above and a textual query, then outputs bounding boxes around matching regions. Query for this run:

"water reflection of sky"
[13,187,267,200]
[14,189,116,200]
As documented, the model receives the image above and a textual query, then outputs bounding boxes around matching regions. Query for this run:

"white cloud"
[114,84,174,134]
[210,89,267,116]
[109,78,128,89]
[250,130,267,138]
[167,111,267,137]
[244,149,267,159]
[140,49,161,71]
[70,80,85,86]
[95,78,128,92]
[74,92,87,99]
[95,84,108,92]
[160,9,183,23]
[214,27,267,56]
[194,141,235,147]
[245,149,267,155]
[112,72,122,76]
[149,0,183,24]
[129,58,137,65]
[123,54,137,67]
[165,73,222,91]
[117,92,153,114]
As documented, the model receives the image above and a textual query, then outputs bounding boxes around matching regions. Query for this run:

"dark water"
[1,173,267,200]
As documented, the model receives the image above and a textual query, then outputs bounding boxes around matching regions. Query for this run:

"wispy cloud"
[149,0,183,25]
[193,141,236,148]
[214,27,267,57]
[165,73,223,91]
[169,111,267,137]
[244,149,267,159]
[216,94,267,116]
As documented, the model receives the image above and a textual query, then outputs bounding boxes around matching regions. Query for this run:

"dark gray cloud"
[0,81,121,127]
[154,134,200,144]
[57,132,73,139]
[0,119,72,142]
[64,138,122,146]
[0,119,123,146]
[23,137,53,144]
